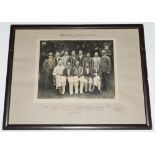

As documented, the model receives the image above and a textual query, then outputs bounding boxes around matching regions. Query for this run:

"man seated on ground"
[83,62,93,92]
[73,61,85,94]
[53,60,66,94]
[63,62,74,95]
[92,62,101,94]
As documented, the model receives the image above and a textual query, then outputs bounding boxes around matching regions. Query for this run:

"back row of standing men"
[42,50,111,95]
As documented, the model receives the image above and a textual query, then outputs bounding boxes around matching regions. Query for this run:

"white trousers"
[84,77,93,92]
[93,76,101,90]
[67,77,74,95]
[55,75,66,94]
[73,76,85,94]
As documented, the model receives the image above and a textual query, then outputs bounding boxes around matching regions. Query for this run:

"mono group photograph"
[38,40,115,99]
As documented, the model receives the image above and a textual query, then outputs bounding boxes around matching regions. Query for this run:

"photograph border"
[33,38,118,103]
[2,24,152,130]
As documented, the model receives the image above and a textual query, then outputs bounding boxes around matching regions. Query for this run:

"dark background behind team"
[38,40,115,99]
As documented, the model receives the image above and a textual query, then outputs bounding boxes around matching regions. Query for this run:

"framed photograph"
[3,24,152,130]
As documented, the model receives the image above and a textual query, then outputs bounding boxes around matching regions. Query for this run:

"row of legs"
[55,76,101,95]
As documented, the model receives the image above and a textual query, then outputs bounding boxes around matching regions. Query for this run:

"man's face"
[67,62,71,68]
[58,60,62,66]
[61,51,64,56]
[79,50,82,55]
[87,53,90,57]
[76,61,79,67]
[56,52,60,57]
[102,50,107,56]
[86,63,89,68]
[104,45,109,50]
[95,52,98,57]
[65,51,68,56]
[72,51,75,56]
[49,55,53,59]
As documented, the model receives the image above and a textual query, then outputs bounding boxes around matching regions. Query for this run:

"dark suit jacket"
[83,67,92,77]
[63,67,74,77]
[91,67,101,77]
[99,56,111,72]
[53,57,61,67]
[68,56,78,67]
[77,55,85,66]
[83,57,92,68]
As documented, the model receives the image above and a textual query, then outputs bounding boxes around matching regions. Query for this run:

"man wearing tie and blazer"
[63,62,74,95]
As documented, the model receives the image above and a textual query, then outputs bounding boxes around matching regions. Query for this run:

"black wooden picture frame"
[2,24,152,130]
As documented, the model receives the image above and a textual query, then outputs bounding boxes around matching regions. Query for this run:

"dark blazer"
[68,56,78,67]
[83,67,92,77]
[99,56,111,72]
[77,55,85,66]
[91,67,101,77]
[42,59,54,73]
[53,57,61,67]
[83,57,92,68]
[73,66,83,76]
[63,67,74,77]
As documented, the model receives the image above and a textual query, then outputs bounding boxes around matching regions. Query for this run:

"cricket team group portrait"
[38,40,115,99]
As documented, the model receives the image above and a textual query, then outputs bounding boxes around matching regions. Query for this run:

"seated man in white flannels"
[53,60,66,94]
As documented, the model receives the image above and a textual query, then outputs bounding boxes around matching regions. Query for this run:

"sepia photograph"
[38,40,115,99]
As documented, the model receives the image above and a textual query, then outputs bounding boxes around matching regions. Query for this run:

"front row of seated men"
[52,60,101,95]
